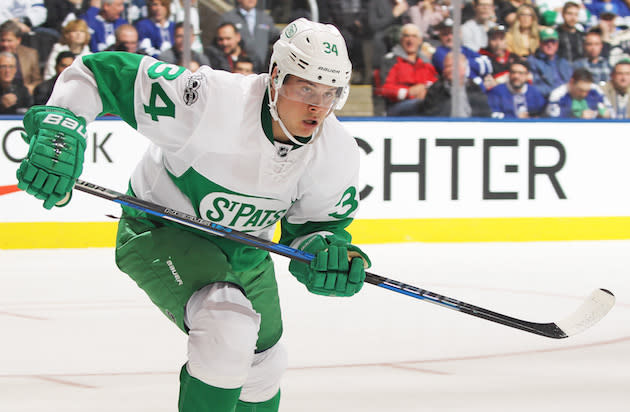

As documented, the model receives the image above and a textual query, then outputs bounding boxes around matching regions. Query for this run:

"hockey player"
[16,17,370,412]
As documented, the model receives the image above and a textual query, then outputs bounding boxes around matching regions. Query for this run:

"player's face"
[0,32,20,53]
[278,76,340,109]
[275,75,339,138]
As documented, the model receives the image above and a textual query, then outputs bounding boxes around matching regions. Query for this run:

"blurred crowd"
[368,0,630,118]
[2,0,630,119]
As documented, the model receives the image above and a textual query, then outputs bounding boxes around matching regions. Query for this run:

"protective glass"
[278,81,343,109]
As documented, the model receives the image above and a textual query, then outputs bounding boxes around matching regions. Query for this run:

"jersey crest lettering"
[200,192,288,231]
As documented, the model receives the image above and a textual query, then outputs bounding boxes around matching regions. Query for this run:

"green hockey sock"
[235,390,281,412]
[178,364,242,412]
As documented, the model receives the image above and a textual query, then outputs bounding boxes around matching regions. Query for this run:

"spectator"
[480,24,512,88]
[135,0,175,58]
[319,0,369,83]
[42,0,91,33]
[158,22,209,68]
[597,7,621,47]
[461,0,496,52]
[487,58,547,118]
[601,58,630,118]
[233,55,255,74]
[506,4,540,57]
[431,19,493,85]
[367,0,410,70]
[420,51,492,117]
[105,24,145,53]
[123,0,201,27]
[528,27,573,99]
[408,0,449,40]
[0,20,41,94]
[596,9,630,63]
[158,0,202,54]
[0,51,32,114]
[379,23,438,116]
[218,0,280,69]
[573,30,612,84]
[3,1,56,68]
[81,0,128,52]
[43,19,90,80]
[205,22,262,73]
[556,2,585,63]
[496,0,530,27]
[546,67,611,118]
[171,0,203,54]
[0,0,47,34]
[538,0,590,28]
[34,50,74,105]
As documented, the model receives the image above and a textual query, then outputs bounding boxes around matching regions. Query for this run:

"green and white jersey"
[48,52,361,270]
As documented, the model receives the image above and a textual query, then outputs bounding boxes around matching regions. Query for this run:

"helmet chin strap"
[267,80,327,146]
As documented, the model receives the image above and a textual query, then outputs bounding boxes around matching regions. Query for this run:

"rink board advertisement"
[1,117,629,248]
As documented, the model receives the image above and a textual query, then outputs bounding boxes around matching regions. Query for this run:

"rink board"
[1,117,629,248]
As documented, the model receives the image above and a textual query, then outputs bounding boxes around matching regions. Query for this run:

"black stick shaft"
[74,179,574,339]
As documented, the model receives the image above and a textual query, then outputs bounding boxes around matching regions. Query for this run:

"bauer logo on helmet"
[317,66,340,74]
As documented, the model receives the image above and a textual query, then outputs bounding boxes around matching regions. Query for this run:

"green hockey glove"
[289,234,371,297]
[16,106,87,209]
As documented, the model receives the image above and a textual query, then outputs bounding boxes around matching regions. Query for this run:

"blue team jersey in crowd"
[487,83,547,118]
[81,7,128,52]
[528,51,573,99]
[546,83,611,118]
[432,46,493,80]
[584,0,630,17]
[135,18,176,58]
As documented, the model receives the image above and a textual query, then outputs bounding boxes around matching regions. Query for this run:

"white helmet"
[268,18,352,145]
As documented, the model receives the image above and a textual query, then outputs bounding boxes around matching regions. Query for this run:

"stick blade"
[555,289,616,337]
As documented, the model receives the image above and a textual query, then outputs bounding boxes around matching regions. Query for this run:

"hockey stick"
[74,179,615,339]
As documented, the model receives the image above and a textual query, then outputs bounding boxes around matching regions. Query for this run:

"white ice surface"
[1,241,629,411]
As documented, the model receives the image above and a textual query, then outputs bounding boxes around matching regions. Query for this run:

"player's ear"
[270,66,279,86]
